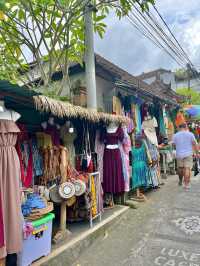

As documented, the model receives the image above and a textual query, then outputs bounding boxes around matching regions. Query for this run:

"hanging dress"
[60,125,76,167]
[0,120,22,258]
[103,127,125,193]
[131,143,150,189]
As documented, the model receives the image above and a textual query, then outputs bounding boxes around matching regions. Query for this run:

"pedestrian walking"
[172,123,198,190]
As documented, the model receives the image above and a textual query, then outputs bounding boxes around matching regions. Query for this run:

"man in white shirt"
[172,123,198,189]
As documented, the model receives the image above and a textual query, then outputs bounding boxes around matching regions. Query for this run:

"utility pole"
[84,3,97,110]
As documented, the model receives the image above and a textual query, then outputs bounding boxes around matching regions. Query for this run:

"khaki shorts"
[177,156,193,169]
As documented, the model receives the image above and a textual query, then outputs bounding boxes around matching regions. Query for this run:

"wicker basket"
[27,202,54,221]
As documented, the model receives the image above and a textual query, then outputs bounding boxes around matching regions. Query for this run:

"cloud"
[94,0,200,75]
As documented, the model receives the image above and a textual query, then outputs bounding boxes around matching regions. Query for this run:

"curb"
[33,206,129,266]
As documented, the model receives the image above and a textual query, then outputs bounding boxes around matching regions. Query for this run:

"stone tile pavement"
[72,175,200,266]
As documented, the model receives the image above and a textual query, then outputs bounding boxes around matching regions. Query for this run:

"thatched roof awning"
[33,95,129,124]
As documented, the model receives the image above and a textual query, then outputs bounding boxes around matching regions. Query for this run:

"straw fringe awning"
[33,95,129,124]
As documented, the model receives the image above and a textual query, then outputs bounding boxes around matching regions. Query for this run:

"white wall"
[160,72,175,86]
[143,76,156,84]
[95,76,114,111]
[60,72,114,112]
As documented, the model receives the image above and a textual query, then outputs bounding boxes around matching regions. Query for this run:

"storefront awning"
[33,95,129,124]
[0,81,129,125]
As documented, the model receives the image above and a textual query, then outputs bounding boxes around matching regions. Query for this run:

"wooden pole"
[60,201,67,231]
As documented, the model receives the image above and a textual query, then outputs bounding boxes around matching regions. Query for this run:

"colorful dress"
[0,120,22,258]
[121,128,131,192]
[103,127,125,193]
[145,140,159,187]
[131,143,150,189]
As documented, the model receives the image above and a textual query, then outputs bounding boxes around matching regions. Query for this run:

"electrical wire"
[127,15,186,67]
[127,10,186,67]
[126,2,200,83]
[132,4,188,65]
[152,4,194,67]
[144,9,190,64]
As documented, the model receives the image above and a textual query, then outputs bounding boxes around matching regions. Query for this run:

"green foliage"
[176,87,200,105]
[175,68,188,80]
[175,67,199,81]
[0,0,154,97]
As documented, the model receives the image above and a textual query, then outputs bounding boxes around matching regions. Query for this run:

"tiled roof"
[137,68,171,80]
[150,80,184,102]
[95,54,177,104]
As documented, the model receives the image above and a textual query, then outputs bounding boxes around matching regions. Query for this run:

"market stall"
[0,83,128,266]
[110,91,178,200]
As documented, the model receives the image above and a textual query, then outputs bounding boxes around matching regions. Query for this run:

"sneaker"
[178,180,182,186]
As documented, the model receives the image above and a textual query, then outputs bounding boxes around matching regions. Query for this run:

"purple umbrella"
[186,107,199,116]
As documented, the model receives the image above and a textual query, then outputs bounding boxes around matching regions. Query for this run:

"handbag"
[81,125,92,172]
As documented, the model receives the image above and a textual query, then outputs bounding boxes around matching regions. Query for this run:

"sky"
[94,0,200,76]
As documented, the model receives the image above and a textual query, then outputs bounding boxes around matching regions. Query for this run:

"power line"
[128,8,187,66]
[145,9,190,64]
[127,14,186,67]
[132,4,188,65]
[152,5,194,67]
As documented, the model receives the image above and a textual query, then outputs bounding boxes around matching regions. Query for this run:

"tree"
[0,0,154,97]
[176,87,200,105]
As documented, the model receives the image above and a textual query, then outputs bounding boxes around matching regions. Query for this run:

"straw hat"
[59,182,75,199]
[73,180,86,196]
[49,185,62,204]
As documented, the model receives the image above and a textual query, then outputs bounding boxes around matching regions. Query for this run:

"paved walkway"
[73,175,200,266]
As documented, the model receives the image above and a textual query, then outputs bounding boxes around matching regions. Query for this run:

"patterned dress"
[132,143,150,189]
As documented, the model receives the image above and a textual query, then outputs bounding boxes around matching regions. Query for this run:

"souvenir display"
[0,85,180,265]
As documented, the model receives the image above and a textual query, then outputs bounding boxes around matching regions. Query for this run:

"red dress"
[103,127,125,193]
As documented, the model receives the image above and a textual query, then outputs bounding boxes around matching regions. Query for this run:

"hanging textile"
[125,112,134,134]
[113,96,122,115]
[91,176,97,217]
[32,138,43,177]
[122,127,131,192]
[132,104,142,133]
[131,142,150,189]
[95,130,104,183]
[60,125,77,167]
[119,143,128,190]
[45,123,60,146]
[103,127,125,193]
[142,117,158,146]
[144,140,159,187]
[0,120,22,259]
[159,109,167,138]
[36,132,52,149]
[149,166,159,187]
[16,142,33,188]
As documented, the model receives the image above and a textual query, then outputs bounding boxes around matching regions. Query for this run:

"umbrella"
[184,105,200,117]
